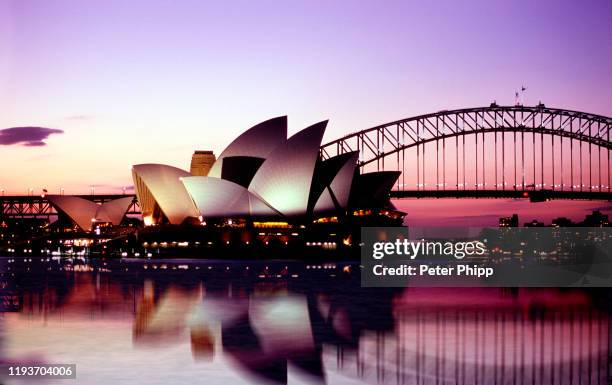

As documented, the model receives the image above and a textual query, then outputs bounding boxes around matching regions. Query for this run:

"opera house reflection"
[1,258,610,384]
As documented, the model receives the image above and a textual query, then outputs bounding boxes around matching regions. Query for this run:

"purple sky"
[0,0,611,223]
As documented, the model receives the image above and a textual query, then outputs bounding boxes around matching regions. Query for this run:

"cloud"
[0,126,64,146]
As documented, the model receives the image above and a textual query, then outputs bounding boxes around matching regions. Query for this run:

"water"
[1,256,610,385]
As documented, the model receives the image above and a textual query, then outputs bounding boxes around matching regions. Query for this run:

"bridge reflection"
[354,297,610,385]
[3,260,611,384]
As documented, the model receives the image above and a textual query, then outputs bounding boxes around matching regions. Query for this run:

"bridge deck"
[1,189,611,220]
[0,195,140,218]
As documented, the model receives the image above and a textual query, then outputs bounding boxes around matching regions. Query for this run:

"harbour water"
[0,256,610,385]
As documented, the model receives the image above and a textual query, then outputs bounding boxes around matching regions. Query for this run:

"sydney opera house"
[44,117,404,254]
[132,116,402,223]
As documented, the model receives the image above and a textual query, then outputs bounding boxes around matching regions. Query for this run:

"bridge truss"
[0,195,140,220]
[320,105,612,200]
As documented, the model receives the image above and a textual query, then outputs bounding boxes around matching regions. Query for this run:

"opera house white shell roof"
[96,196,135,224]
[181,176,279,218]
[132,164,199,225]
[48,195,134,231]
[247,121,327,217]
[207,116,287,179]
[312,151,359,213]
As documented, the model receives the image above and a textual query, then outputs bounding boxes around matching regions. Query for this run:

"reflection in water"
[0,258,610,385]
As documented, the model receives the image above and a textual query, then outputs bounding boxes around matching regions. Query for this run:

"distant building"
[581,210,609,227]
[190,151,216,176]
[499,214,519,227]
[524,219,545,227]
[551,217,574,227]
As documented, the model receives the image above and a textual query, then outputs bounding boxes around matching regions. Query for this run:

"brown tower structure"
[190,151,216,176]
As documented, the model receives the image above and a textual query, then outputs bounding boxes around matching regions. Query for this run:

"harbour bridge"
[321,104,612,201]
[1,104,611,219]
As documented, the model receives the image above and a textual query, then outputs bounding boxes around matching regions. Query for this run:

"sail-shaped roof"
[208,116,287,178]
[311,152,358,213]
[132,164,198,224]
[248,121,327,217]
[182,176,278,218]
[47,195,99,231]
[96,196,134,225]
[48,195,135,230]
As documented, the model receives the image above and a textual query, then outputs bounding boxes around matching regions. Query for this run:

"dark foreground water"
[0,256,611,385]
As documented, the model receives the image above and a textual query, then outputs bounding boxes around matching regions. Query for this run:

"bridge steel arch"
[320,105,612,200]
